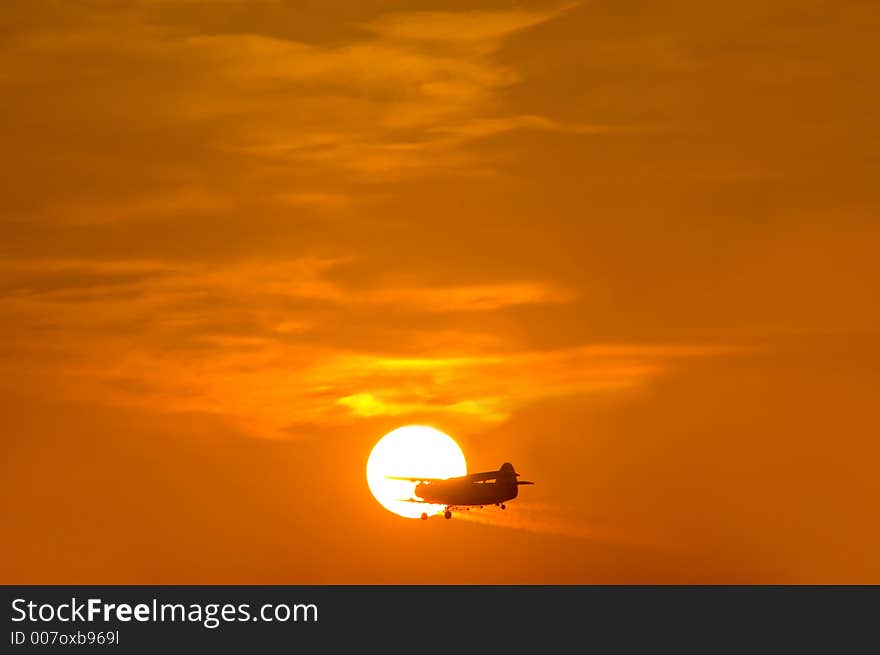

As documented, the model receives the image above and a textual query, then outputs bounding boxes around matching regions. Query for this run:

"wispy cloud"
[0,1,729,440]
[0,252,732,436]
[1,1,613,187]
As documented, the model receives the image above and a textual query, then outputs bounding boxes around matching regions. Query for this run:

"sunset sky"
[2,0,879,583]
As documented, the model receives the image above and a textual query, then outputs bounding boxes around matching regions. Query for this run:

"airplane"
[387,462,533,520]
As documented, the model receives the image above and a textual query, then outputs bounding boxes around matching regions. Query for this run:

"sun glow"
[366,425,466,519]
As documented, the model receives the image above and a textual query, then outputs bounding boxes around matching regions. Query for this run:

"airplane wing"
[387,470,525,483]
[384,475,452,483]
[463,470,500,482]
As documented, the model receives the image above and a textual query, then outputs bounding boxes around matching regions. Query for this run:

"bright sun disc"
[367,425,466,519]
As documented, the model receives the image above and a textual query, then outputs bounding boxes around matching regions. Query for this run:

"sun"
[367,425,466,519]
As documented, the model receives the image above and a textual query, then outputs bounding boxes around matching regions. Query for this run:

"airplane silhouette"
[387,462,533,520]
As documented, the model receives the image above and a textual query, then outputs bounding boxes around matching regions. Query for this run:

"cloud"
[362,4,578,51]
[0,250,733,437]
[0,1,609,190]
[0,1,746,442]
[361,281,575,311]
[277,192,351,211]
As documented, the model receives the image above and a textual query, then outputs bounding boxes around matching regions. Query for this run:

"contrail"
[453,501,634,545]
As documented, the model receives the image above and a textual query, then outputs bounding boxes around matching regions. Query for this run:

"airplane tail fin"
[501,462,533,485]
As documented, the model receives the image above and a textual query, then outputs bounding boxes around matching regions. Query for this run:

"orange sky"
[2,0,879,583]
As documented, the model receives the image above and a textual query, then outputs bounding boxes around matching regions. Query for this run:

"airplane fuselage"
[414,468,520,507]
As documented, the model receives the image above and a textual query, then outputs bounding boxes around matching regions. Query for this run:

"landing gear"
[444,510,452,520]
[500,503,506,510]
[421,512,428,520]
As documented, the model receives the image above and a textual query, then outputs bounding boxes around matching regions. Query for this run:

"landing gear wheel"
[421,512,428,520]
[444,510,452,520]
[500,504,506,510]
